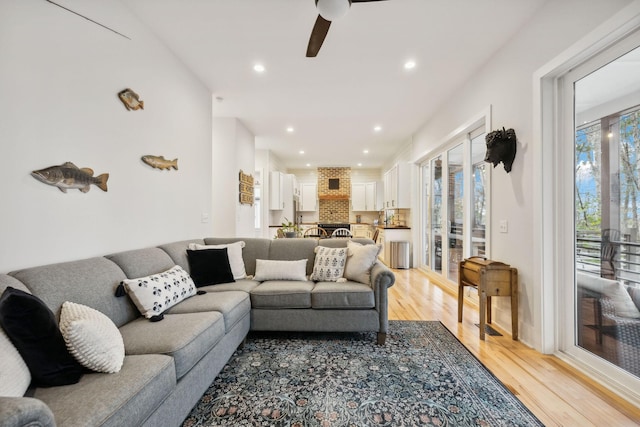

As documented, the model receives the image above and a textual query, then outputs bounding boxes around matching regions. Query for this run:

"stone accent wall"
[317,167,351,197]
[318,167,351,223]
[319,199,350,223]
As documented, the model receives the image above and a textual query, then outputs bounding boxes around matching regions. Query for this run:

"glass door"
[447,144,464,279]
[572,45,640,379]
[430,156,443,275]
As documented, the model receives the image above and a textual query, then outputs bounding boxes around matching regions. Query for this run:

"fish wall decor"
[141,155,178,171]
[118,88,144,111]
[31,162,109,193]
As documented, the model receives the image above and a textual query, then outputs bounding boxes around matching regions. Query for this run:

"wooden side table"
[457,257,518,340]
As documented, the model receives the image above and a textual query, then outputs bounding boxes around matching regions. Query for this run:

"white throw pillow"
[577,272,640,318]
[0,327,31,396]
[311,246,347,282]
[189,241,247,279]
[122,265,196,318]
[344,241,382,285]
[253,259,308,282]
[59,302,125,373]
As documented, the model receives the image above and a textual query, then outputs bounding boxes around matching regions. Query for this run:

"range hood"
[317,172,351,200]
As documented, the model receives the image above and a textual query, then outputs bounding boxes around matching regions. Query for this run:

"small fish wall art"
[118,88,144,111]
[31,162,109,193]
[141,155,178,171]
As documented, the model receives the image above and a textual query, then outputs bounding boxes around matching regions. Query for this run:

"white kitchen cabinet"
[351,182,378,211]
[384,163,411,209]
[352,224,372,239]
[269,171,284,210]
[300,183,317,212]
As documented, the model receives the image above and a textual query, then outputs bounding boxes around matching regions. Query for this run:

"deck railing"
[576,230,640,287]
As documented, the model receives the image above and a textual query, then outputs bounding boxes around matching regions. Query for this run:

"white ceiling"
[124,0,548,169]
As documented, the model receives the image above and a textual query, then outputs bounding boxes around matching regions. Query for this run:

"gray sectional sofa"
[0,237,395,427]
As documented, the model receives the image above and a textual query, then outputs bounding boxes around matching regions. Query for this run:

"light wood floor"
[388,267,640,427]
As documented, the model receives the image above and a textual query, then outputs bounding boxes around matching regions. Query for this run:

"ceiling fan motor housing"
[316,0,351,21]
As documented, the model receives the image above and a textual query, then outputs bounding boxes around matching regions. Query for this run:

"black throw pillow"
[0,287,84,387]
[186,248,235,287]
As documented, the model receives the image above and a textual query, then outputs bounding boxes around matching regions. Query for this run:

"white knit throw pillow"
[59,301,125,373]
[0,327,31,396]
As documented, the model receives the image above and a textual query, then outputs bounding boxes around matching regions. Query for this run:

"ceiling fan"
[306,0,387,57]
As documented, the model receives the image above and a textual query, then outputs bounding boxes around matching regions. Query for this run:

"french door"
[421,125,489,282]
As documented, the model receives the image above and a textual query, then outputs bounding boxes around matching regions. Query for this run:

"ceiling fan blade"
[306,15,332,58]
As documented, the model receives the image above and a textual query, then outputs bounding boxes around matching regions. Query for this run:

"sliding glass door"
[569,43,640,379]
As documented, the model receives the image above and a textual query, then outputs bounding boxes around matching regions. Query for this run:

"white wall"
[0,0,213,272]
[408,0,634,350]
[211,118,256,237]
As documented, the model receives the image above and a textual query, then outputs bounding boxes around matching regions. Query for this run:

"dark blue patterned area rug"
[182,320,544,426]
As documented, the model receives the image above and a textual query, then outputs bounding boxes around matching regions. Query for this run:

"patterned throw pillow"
[122,265,196,318]
[59,302,125,373]
[311,246,347,282]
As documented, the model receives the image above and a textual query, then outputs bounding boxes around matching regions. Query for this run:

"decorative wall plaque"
[239,170,254,205]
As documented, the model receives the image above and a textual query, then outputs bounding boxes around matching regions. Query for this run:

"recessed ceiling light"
[299,150,305,155]
[286,126,294,133]
[404,60,416,70]
[363,149,369,154]
[306,163,311,167]
[253,63,265,73]
[357,163,363,167]
[373,126,382,132]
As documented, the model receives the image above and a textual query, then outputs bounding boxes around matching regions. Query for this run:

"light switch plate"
[499,219,508,233]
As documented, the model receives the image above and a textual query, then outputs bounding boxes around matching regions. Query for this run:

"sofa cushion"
[310,246,347,282]
[186,248,235,286]
[189,241,247,279]
[59,301,125,373]
[254,259,308,282]
[157,239,205,273]
[33,354,175,427]
[250,281,314,308]
[106,247,175,281]
[311,282,375,309]
[9,257,135,328]
[166,291,250,332]
[197,278,261,293]
[344,241,383,285]
[119,312,225,379]
[0,287,84,387]
[122,265,196,319]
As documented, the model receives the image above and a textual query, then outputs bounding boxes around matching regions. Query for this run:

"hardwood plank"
[388,268,640,426]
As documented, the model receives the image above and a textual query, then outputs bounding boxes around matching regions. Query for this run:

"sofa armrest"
[0,396,56,427]
[370,261,396,337]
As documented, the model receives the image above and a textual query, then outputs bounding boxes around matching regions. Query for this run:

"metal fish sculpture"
[31,162,109,193]
[141,155,178,171]
[118,88,144,111]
